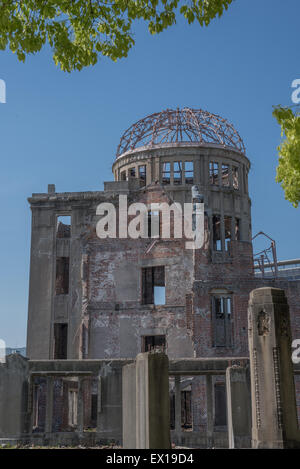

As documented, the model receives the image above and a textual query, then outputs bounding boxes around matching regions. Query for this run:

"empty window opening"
[224,216,232,251]
[181,389,192,429]
[162,162,171,185]
[235,218,240,241]
[142,266,165,305]
[91,394,98,427]
[120,170,127,181]
[212,296,233,347]
[169,381,193,431]
[214,383,227,427]
[142,335,166,352]
[55,257,69,295]
[32,379,46,432]
[173,161,182,185]
[56,216,71,238]
[185,161,194,184]
[129,167,136,178]
[148,210,160,238]
[222,164,229,187]
[54,323,68,359]
[213,215,221,251]
[232,166,239,190]
[170,394,175,430]
[68,390,78,427]
[138,165,147,186]
[209,162,219,185]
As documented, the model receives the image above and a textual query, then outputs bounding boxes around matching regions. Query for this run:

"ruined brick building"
[25,108,300,441]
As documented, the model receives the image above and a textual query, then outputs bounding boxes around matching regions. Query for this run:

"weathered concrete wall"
[0,355,29,438]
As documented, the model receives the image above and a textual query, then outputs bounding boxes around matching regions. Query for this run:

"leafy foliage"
[0,0,233,71]
[273,105,300,207]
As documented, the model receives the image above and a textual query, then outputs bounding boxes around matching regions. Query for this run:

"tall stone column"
[226,365,251,448]
[248,287,300,448]
[136,352,171,449]
[122,363,136,449]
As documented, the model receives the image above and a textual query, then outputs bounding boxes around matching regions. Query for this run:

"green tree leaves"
[0,0,233,71]
[273,105,300,208]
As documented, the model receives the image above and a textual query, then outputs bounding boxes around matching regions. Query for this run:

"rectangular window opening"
[162,162,171,185]
[142,266,165,305]
[232,166,239,190]
[120,170,127,181]
[55,257,69,295]
[185,161,194,184]
[212,296,233,347]
[56,216,71,238]
[129,167,136,178]
[142,335,166,352]
[181,389,192,429]
[222,164,229,187]
[91,394,98,427]
[224,216,232,251]
[209,162,219,185]
[173,161,182,185]
[214,383,227,427]
[212,215,221,251]
[138,165,147,186]
[68,389,78,427]
[54,323,68,359]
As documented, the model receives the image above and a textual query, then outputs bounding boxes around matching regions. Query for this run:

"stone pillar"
[248,287,300,448]
[122,363,137,448]
[97,363,123,443]
[96,375,102,434]
[226,365,251,448]
[174,375,182,445]
[45,377,54,434]
[206,375,213,448]
[136,352,171,449]
[0,354,29,438]
[77,377,84,435]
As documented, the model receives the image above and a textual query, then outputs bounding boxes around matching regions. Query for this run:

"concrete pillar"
[174,376,181,434]
[0,354,29,438]
[96,375,102,434]
[248,287,300,448]
[77,377,84,435]
[226,365,251,448]
[45,377,54,434]
[122,363,136,448]
[97,363,123,442]
[174,375,182,446]
[206,375,213,448]
[136,352,171,449]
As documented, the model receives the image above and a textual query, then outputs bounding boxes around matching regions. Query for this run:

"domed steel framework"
[116,108,245,158]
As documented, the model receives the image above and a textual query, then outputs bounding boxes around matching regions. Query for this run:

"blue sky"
[0,0,299,347]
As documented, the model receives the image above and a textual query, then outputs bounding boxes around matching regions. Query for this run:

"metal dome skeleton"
[116,108,245,158]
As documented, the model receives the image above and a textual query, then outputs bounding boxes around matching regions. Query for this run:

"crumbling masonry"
[2,107,300,447]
